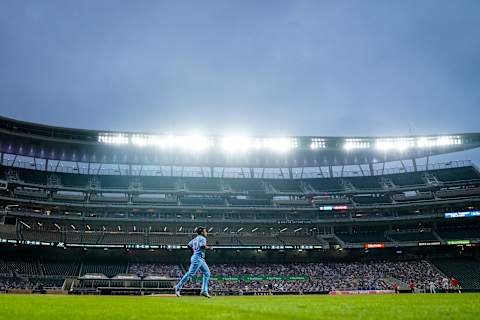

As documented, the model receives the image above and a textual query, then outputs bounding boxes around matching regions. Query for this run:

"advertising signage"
[444,210,480,219]
[447,240,471,245]
[363,243,385,249]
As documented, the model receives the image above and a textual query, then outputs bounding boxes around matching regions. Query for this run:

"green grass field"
[0,294,479,320]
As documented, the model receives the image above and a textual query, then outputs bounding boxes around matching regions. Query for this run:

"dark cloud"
[0,0,479,162]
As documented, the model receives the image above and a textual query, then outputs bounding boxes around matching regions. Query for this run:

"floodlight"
[416,135,462,148]
[221,136,253,152]
[175,135,213,150]
[130,135,151,147]
[259,137,297,152]
[98,133,129,145]
[375,138,415,151]
[310,138,326,149]
[344,138,370,150]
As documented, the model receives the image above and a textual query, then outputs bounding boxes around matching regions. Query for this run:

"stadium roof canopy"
[1,115,479,168]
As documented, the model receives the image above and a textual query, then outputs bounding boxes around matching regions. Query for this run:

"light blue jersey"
[189,235,207,259]
[175,235,211,295]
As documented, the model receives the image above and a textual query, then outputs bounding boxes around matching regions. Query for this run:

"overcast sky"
[0,0,479,163]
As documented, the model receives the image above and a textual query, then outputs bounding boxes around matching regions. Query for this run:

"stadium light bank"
[98,133,463,153]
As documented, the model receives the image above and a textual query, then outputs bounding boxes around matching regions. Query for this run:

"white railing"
[0,154,475,180]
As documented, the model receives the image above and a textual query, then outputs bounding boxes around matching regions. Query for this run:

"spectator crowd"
[131,260,446,293]
[0,260,452,294]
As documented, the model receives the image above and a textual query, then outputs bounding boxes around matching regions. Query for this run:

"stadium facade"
[0,115,479,294]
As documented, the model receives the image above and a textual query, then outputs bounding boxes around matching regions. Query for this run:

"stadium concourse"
[0,116,479,296]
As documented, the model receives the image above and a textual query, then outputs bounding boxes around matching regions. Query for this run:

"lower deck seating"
[128,263,183,278]
[432,259,480,289]
[29,276,65,288]
[2,260,39,275]
[436,226,480,240]
[81,263,127,277]
[41,261,80,276]
[389,232,437,242]
[0,261,12,275]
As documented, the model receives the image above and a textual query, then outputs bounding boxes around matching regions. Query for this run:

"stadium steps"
[423,173,440,186]
[380,177,396,189]
[143,232,148,245]
[79,262,84,277]
[341,180,356,192]
[37,260,44,276]
[331,234,345,247]
[264,182,276,194]
[220,182,232,193]
[62,277,75,291]
[428,260,448,280]
[431,230,443,242]
[474,163,480,176]
[299,181,314,194]
[384,233,395,243]
[98,233,106,244]
[313,235,330,249]
[383,276,408,290]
